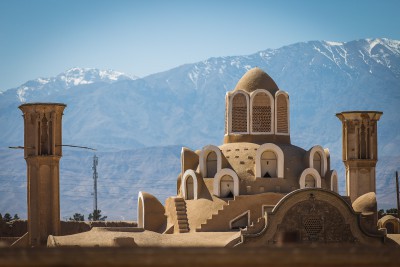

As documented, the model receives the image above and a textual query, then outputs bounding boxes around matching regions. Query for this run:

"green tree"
[3,213,12,222]
[0,213,2,221]
[88,209,107,221]
[386,208,398,215]
[69,213,84,221]
[378,209,385,218]
[13,214,19,220]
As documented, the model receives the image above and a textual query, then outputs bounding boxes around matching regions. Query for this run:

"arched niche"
[181,169,199,200]
[199,145,222,178]
[330,170,338,193]
[299,168,322,189]
[250,89,274,134]
[213,168,239,197]
[255,143,284,178]
[275,91,290,135]
[309,145,328,177]
[138,192,144,228]
[229,90,249,134]
[261,151,277,178]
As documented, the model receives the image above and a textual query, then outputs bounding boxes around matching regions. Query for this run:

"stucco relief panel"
[274,194,357,243]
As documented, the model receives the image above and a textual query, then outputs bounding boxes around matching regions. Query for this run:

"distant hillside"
[0,38,399,219]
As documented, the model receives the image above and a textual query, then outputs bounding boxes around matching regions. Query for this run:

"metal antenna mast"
[396,171,399,219]
[92,155,98,212]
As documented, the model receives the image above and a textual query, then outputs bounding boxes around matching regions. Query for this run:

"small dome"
[234,67,279,95]
[352,192,377,215]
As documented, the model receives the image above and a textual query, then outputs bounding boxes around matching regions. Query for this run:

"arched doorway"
[305,175,316,188]
[261,151,277,178]
[220,175,234,198]
[206,151,218,178]
[185,175,194,200]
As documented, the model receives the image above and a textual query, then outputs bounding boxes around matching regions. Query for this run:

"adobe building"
[44,68,398,246]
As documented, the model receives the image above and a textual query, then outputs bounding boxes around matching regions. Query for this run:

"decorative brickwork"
[232,94,247,133]
[252,93,271,133]
[276,94,288,133]
[225,101,228,134]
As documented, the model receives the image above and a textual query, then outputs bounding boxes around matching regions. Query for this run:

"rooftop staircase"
[196,197,242,232]
[173,197,190,233]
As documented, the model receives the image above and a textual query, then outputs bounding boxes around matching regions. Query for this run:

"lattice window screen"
[252,93,271,132]
[225,100,228,134]
[232,94,247,132]
[277,95,288,133]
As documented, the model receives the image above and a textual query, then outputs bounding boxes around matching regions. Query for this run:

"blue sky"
[1,0,399,90]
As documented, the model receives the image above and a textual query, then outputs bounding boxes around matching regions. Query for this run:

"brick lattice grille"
[276,95,288,133]
[232,94,247,132]
[252,93,271,132]
[304,217,323,240]
[225,100,228,134]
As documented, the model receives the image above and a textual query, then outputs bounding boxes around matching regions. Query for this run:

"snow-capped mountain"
[0,38,399,220]
[16,67,135,102]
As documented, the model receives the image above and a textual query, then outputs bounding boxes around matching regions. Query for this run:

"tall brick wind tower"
[19,103,66,246]
[336,111,382,203]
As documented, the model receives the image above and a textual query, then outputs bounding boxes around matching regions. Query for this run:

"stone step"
[175,208,186,213]
[177,215,187,220]
[179,228,189,233]
[174,197,184,202]
[176,210,186,215]
[178,220,189,225]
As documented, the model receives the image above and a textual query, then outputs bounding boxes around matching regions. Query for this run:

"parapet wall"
[0,220,137,238]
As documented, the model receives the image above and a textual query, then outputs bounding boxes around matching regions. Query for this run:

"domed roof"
[234,67,279,95]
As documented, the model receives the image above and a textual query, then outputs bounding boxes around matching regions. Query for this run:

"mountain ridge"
[0,38,399,220]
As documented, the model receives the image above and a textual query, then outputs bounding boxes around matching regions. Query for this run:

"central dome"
[234,67,279,95]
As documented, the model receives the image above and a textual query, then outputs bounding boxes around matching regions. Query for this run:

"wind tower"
[19,103,66,246]
[336,111,382,203]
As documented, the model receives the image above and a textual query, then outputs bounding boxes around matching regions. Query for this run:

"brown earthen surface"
[0,246,399,267]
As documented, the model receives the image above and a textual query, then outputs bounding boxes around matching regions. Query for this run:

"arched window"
[181,170,199,200]
[232,93,248,133]
[305,174,316,188]
[214,168,240,197]
[299,168,322,189]
[331,171,338,193]
[225,94,228,134]
[313,152,322,175]
[261,151,277,178]
[185,175,194,200]
[252,92,272,133]
[276,93,289,134]
[309,146,327,177]
[220,175,234,198]
[206,151,218,178]
[200,145,222,178]
[255,143,284,178]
